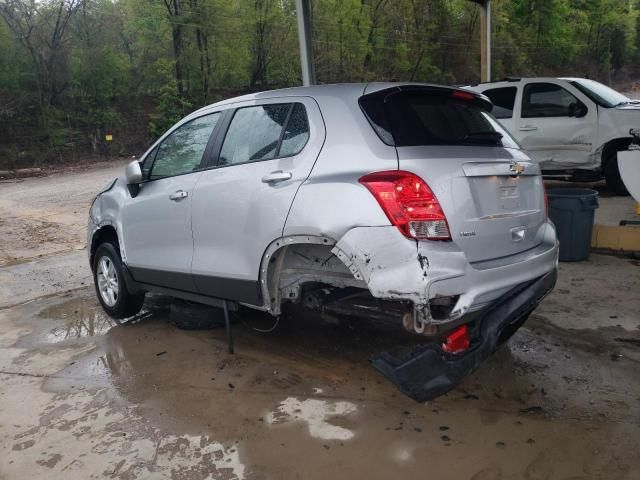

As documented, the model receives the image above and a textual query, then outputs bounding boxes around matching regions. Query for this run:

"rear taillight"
[359,170,451,241]
[442,325,470,354]
[543,182,549,218]
[451,90,475,102]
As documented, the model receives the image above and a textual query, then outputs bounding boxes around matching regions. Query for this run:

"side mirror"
[575,104,588,118]
[125,160,142,185]
[569,102,588,118]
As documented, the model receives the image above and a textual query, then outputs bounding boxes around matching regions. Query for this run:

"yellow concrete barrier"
[592,224,640,252]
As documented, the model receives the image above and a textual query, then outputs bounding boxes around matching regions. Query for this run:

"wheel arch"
[90,224,120,270]
[601,137,632,168]
[257,234,366,315]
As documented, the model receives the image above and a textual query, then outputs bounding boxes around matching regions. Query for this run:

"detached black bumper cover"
[371,269,557,402]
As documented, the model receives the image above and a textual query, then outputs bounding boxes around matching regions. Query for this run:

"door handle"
[169,190,188,201]
[261,170,292,184]
[519,125,538,132]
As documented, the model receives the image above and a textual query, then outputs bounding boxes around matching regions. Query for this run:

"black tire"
[93,242,145,319]
[170,300,227,330]
[604,152,629,196]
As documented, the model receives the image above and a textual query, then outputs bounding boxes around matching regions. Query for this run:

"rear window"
[360,89,519,149]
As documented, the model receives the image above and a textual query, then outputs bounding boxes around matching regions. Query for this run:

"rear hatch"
[360,85,547,263]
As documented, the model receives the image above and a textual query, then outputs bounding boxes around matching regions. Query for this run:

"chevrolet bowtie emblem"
[509,161,525,175]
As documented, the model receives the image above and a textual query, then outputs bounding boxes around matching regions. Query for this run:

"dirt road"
[0,164,639,479]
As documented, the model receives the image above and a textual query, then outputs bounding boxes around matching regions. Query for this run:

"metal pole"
[223,300,234,354]
[479,0,491,82]
[296,0,315,86]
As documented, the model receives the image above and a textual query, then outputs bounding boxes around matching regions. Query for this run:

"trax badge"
[510,161,525,175]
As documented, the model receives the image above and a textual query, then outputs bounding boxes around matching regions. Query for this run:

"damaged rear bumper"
[332,222,559,328]
[371,269,557,402]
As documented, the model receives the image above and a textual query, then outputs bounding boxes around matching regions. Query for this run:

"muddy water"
[1,287,639,479]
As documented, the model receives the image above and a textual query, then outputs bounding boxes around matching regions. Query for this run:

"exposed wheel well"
[601,137,632,168]
[259,236,367,315]
[90,225,119,269]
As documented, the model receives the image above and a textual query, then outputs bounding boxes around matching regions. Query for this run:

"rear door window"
[360,89,519,148]
[218,103,309,166]
[522,83,585,118]
[483,87,517,119]
[279,103,310,157]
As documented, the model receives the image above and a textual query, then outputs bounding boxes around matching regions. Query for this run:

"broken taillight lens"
[359,170,451,240]
[442,325,470,354]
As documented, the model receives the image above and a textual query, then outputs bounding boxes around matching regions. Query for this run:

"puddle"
[37,296,161,345]
[266,397,358,441]
[46,312,116,342]
[38,297,117,343]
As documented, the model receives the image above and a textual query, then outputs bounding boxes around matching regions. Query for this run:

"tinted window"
[360,90,519,148]
[279,103,310,157]
[483,87,517,119]
[219,104,291,166]
[150,113,220,179]
[522,83,585,118]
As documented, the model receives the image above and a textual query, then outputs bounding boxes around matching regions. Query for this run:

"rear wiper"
[461,131,503,144]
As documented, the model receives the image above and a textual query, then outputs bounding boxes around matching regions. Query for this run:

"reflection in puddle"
[267,397,357,440]
[47,313,116,342]
[38,295,159,344]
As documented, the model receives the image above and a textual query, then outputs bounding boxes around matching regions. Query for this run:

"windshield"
[569,79,629,108]
[360,90,520,149]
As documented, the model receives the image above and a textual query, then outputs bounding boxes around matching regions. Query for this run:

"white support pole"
[296,0,316,86]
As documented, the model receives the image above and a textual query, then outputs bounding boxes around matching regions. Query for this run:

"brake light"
[442,325,470,354]
[359,170,451,240]
[452,90,475,102]
[542,182,549,218]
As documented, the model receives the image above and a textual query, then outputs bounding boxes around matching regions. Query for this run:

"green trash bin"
[547,188,599,262]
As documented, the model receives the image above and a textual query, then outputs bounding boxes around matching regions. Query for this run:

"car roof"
[189,82,476,118]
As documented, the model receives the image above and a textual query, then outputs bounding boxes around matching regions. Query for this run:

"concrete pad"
[0,249,91,309]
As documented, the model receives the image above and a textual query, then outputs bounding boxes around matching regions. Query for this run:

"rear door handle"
[261,171,292,184]
[169,190,188,201]
[519,125,538,132]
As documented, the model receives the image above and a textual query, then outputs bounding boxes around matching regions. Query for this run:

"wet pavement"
[1,164,639,479]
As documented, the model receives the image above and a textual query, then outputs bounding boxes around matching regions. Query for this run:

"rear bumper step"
[371,269,557,402]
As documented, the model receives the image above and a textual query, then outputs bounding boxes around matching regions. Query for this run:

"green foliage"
[0,0,639,168]
[147,59,193,138]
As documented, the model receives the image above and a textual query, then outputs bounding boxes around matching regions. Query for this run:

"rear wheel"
[93,242,145,319]
[604,151,629,196]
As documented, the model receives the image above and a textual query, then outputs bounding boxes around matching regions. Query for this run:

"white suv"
[467,77,639,194]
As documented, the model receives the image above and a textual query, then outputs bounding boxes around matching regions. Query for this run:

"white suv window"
[149,113,220,180]
[483,86,517,119]
[522,83,585,118]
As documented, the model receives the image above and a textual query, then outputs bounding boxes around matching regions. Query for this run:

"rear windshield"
[360,90,519,149]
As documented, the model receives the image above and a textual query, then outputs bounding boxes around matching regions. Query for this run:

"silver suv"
[88,83,559,400]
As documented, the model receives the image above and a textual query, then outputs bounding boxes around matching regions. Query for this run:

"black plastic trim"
[127,266,262,306]
[193,274,262,305]
[129,266,197,292]
[372,269,558,402]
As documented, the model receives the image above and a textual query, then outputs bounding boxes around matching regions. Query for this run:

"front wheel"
[93,242,145,319]
[604,152,629,196]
